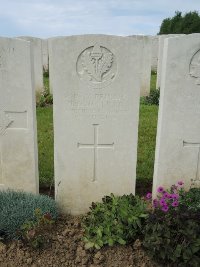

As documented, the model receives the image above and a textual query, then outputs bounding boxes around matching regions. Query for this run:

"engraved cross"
[0,103,27,185]
[78,124,114,182]
[183,141,200,187]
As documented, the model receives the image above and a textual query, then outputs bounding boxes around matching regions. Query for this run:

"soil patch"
[0,215,160,267]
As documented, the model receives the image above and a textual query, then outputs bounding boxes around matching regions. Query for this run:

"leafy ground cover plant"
[20,208,55,248]
[36,73,53,107]
[143,182,200,266]
[141,89,160,106]
[83,194,148,249]
[0,190,58,239]
[37,88,53,107]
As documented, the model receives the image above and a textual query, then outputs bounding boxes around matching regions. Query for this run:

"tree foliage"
[159,11,200,34]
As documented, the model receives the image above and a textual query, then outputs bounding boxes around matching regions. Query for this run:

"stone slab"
[42,39,48,72]
[18,36,43,93]
[129,35,152,96]
[151,35,158,71]
[0,37,39,193]
[49,35,141,214]
[156,34,184,89]
[153,34,200,196]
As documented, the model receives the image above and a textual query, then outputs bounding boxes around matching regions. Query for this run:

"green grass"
[136,104,158,181]
[37,106,54,186]
[37,74,158,187]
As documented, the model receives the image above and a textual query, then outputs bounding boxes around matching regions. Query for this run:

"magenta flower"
[146,192,152,199]
[163,192,170,199]
[157,186,164,193]
[159,198,167,206]
[172,200,179,207]
[171,193,179,200]
[177,181,184,187]
[162,205,169,212]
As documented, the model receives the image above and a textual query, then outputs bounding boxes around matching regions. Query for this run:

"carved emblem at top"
[76,44,117,88]
[189,49,200,85]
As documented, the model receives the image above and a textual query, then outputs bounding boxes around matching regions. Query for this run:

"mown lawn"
[37,73,158,187]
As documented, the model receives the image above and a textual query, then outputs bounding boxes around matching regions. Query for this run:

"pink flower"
[162,205,169,212]
[146,192,152,199]
[163,192,171,199]
[172,201,179,207]
[171,193,179,200]
[177,181,184,187]
[159,198,167,206]
[157,186,164,193]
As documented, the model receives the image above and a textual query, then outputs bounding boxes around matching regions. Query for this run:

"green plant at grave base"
[37,75,53,107]
[43,70,49,78]
[83,194,148,249]
[141,89,160,106]
[37,90,53,107]
[20,208,54,249]
[0,190,58,239]
[143,182,200,266]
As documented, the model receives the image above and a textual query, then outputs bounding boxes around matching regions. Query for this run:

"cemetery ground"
[2,70,200,266]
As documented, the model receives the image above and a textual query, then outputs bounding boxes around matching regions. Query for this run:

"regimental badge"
[189,49,200,85]
[76,44,117,89]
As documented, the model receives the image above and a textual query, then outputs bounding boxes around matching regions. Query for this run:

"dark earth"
[0,214,160,267]
[0,180,159,267]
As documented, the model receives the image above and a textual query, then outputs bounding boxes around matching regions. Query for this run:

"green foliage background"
[159,11,200,34]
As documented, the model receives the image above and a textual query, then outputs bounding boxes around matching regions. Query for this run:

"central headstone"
[49,35,141,214]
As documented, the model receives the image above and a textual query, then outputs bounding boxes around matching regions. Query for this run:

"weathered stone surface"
[49,35,141,214]
[129,35,152,96]
[153,34,200,196]
[18,36,43,93]
[0,37,39,193]
[151,35,158,71]
[156,34,184,89]
[42,39,48,72]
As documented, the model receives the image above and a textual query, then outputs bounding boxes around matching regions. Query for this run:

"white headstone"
[0,37,39,193]
[42,39,48,72]
[151,36,158,71]
[129,35,152,96]
[156,34,184,89]
[49,35,141,214]
[18,36,43,93]
[153,34,200,196]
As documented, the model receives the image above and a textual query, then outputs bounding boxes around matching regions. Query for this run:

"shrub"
[83,194,148,249]
[20,208,55,248]
[37,89,53,107]
[143,182,200,266]
[141,89,160,105]
[0,190,58,239]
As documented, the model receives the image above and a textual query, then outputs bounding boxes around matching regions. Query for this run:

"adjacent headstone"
[156,34,184,89]
[49,35,141,214]
[18,36,43,93]
[151,35,158,71]
[0,37,39,193]
[153,34,200,196]
[42,39,48,72]
[129,35,152,96]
